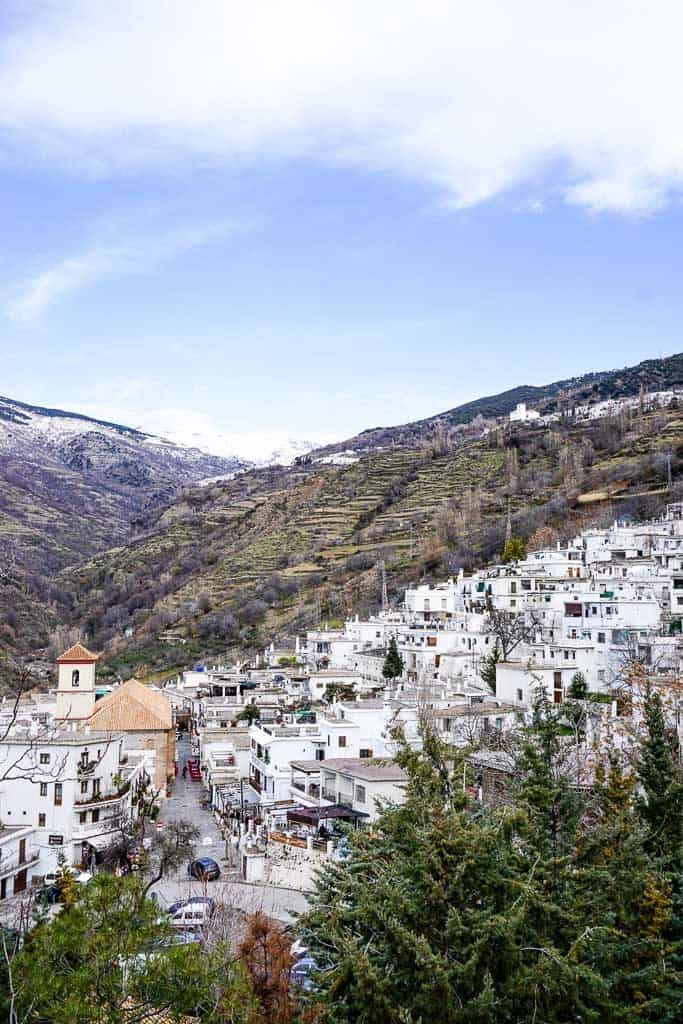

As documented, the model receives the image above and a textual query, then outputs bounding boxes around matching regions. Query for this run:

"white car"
[44,869,93,886]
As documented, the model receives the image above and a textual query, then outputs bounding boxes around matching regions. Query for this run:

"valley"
[2,353,683,688]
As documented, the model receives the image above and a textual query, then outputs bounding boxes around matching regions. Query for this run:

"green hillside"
[54,397,683,682]
[3,351,683,688]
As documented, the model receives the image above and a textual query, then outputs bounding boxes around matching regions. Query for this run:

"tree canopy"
[382,637,404,682]
[300,693,683,1023]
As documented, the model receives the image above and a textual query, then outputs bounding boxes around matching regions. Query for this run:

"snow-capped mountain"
[0,393,247,584]
[0,395,244,483]
[143,420,321,467]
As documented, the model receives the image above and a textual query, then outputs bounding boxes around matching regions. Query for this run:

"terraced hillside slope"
[56,395,683,683]
[0,394,244,671]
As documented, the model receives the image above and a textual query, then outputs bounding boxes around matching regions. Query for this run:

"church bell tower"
[55,644,99,724]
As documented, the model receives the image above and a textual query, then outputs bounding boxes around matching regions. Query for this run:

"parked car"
[290,944,318,992]
[167,896,215,930]
[188,856,221,880]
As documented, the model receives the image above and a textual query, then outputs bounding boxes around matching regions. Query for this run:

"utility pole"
[504,497,512,546]
[379,560,389,612]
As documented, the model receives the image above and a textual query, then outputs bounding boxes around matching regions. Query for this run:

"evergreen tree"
[238,704,261,724]
[568,671,588,699]
[479,643,500,691]
[54,853,79,908]
[9,874,255,1023]
[382,637,404,683]
[573,752,678,1021]
[636,686,683,873]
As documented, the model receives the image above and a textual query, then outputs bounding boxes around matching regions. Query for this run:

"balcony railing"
[321,787,337,802]
[75,781,131,807]
[0,852,40,879]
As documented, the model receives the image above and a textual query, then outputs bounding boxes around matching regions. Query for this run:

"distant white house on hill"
[509,402,540,423]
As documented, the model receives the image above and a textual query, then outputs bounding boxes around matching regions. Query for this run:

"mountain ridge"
[312,352,683,456]
[2,350,683,686]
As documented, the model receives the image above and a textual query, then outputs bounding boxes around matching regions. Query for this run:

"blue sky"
[1,2,683,458]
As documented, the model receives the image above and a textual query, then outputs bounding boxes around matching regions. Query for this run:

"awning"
[80,831,120,852]
[286,804,369,825]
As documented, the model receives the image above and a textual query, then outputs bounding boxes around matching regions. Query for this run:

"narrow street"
[149,735,309,924]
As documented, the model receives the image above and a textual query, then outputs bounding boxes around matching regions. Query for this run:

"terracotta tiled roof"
[57,643,99,663]
[88,678,172,732]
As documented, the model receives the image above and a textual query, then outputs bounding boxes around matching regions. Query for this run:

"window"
[516,688,524,702]
[597,670,606,682]
[355,785,366,804]
[71,669,80,687]
[338,736,347,748]
[54,784,62,806]
[92,779,100,797]
[315,749,325,761]
[598,632,606,644]
[38,813,46,827]
[79,812,87,824]
[40,783,47,797]
[80,780,88,794]
[359,748,373,758]
[39,753,50,765]
[91,809,99,824]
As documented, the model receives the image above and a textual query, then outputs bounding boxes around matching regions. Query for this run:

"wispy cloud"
[1,2,683,215]
[7,221,236,322]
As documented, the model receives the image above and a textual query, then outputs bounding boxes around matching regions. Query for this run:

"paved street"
[149,736,309,924]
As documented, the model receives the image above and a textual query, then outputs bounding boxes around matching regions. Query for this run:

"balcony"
[0,851,40,880]
[75,780,131,807]
[321,787,337,803]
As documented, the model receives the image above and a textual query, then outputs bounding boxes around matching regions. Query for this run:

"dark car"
[188,856,221,881]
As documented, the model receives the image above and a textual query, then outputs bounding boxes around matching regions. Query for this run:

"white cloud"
[1,2,683,214]
[7,220,237,321]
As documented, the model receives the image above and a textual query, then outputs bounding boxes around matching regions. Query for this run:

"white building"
[0,825,38,901]
[509,402,540,423]
[0,729,149,876]
[288,757,408,824]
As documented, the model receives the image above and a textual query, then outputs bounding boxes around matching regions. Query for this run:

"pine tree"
[382,637,404,683]
[54,853,79,908]
[572,752,679,1021]
[479,643,500,691]
[637,686,683,873]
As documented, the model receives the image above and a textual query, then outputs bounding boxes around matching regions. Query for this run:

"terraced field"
[6,353,683,685]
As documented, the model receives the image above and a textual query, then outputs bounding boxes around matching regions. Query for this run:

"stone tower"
[55,643,99,723]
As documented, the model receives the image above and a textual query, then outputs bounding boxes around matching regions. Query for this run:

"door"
[18,838,26,864]
[13,869,27,895]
